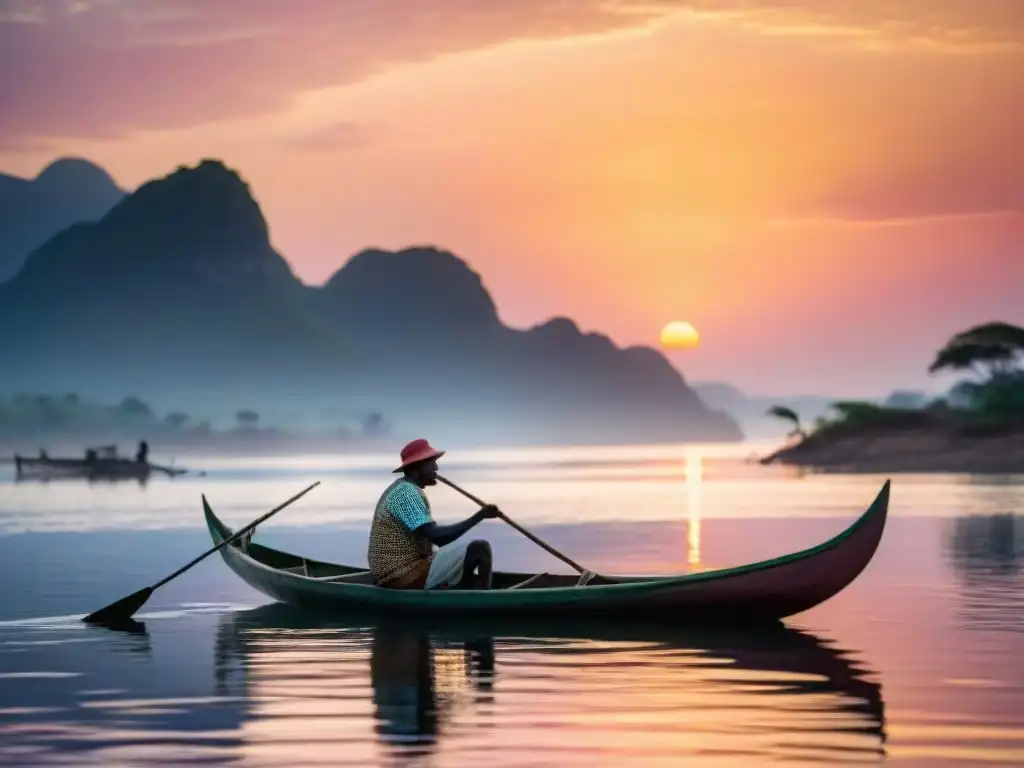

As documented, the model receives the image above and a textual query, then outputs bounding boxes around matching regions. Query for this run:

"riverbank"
[760,411,1024,474]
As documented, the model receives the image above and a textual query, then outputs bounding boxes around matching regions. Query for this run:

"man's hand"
[478,503,501,519]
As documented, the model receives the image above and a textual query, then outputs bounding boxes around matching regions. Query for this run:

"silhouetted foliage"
[929,342,1016,377]
[808,400,935,435]
[883,390,927,409]
[929,322,1024,419]
[949,322,1024,350]
[970,374,1024,416]
[118,396,153,420]
[235,409,260,430]
[164,411,189,429]
[361,412,389,437]
[766,405,805,439]
[930,322,1024,378]
[801,320,1024,438]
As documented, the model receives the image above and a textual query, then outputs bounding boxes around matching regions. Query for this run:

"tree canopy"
[929,322,1024,378]
[766,405,805,438]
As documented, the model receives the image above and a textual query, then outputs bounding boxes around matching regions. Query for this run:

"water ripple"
[0,603,897,766]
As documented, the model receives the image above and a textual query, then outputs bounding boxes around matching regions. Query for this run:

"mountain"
[0,158,125,281]
[0,159,345,404]
[318,246,741,442]
[0,159,742,446]
[693,382,835,439]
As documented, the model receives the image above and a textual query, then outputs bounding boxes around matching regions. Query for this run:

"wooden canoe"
[204,479,890,623]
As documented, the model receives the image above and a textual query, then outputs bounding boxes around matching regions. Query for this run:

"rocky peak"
[0,156,125,281]
[15,159,296,289]
[102,159,271,255]
[33,157,120,195]
[322,246,502,335]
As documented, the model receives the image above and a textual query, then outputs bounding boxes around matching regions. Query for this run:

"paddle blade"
[82,586,154,625]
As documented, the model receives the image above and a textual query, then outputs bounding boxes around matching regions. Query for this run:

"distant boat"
[12,454,189,482]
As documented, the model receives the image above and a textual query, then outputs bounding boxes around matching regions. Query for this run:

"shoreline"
[760,417,1024,475]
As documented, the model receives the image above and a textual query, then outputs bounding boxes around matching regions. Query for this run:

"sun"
[660,321,701,350]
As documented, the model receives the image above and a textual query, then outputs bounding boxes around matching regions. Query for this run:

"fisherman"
[368,438,499,590]
[135,440,149,464]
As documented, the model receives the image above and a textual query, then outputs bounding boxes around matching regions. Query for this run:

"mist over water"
[2,442,1023,766]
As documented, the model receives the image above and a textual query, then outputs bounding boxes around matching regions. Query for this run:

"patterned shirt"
[367,478,435,586]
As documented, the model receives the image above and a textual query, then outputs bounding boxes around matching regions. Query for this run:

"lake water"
[1,442,1023,766]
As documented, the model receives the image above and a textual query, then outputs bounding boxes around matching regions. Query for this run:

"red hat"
[392,438,446,473]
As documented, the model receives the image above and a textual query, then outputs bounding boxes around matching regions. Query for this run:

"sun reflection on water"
[684,450,703,570]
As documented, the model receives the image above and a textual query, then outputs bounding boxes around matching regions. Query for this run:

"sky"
[1,0,1022,397]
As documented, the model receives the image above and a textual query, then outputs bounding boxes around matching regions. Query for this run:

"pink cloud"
[787,159,1024,222]
[640,0,1024,50]
[282,121,385,152]
[3,0,1022,223]
[0,0,677,147]
[4,0,1022,149]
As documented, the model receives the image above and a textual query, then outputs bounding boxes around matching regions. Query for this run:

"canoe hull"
[205,480,890,623]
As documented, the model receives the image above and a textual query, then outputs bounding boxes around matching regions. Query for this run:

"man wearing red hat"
[367,438,500,590]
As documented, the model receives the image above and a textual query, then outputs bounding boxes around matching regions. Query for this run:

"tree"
[235,409,260,430]
[118,396,154,420]
[361,411,389,437]
[766,405,805,439]
[929,342,1016,378]
[930,322,1024,379]
[164,411,189,429]
[31,394,70,428]
[884,390,927,410]
[948,322,1024,351]
[971,374,1024,416]
[830,400,887,422]
[948,380,983,409]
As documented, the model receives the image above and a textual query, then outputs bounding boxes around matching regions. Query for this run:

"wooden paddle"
[436,474,599,585]
[82,481,321,625]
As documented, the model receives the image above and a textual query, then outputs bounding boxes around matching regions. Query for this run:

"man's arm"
[415,508,494,547]
[389,482,500,547]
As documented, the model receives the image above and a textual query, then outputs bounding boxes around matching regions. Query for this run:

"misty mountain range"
[0,157,743,446]
[0,158,125,282]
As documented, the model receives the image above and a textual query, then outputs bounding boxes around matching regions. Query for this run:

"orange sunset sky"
[2,0,1022,396]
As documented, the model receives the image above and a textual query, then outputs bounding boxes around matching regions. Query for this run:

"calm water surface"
[1,443,1023,766]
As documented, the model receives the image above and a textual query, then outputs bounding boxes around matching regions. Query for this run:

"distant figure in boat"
[368,439,499,590]
[135,440,149,464]
[85,448,98,464]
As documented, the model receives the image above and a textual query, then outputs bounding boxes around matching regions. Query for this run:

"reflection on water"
[0,605,886,766]
[14,475,151,489]
[211,604,885,766]
[370,624,494,749]
[947,513,1024,633]
[684,450,703,569]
